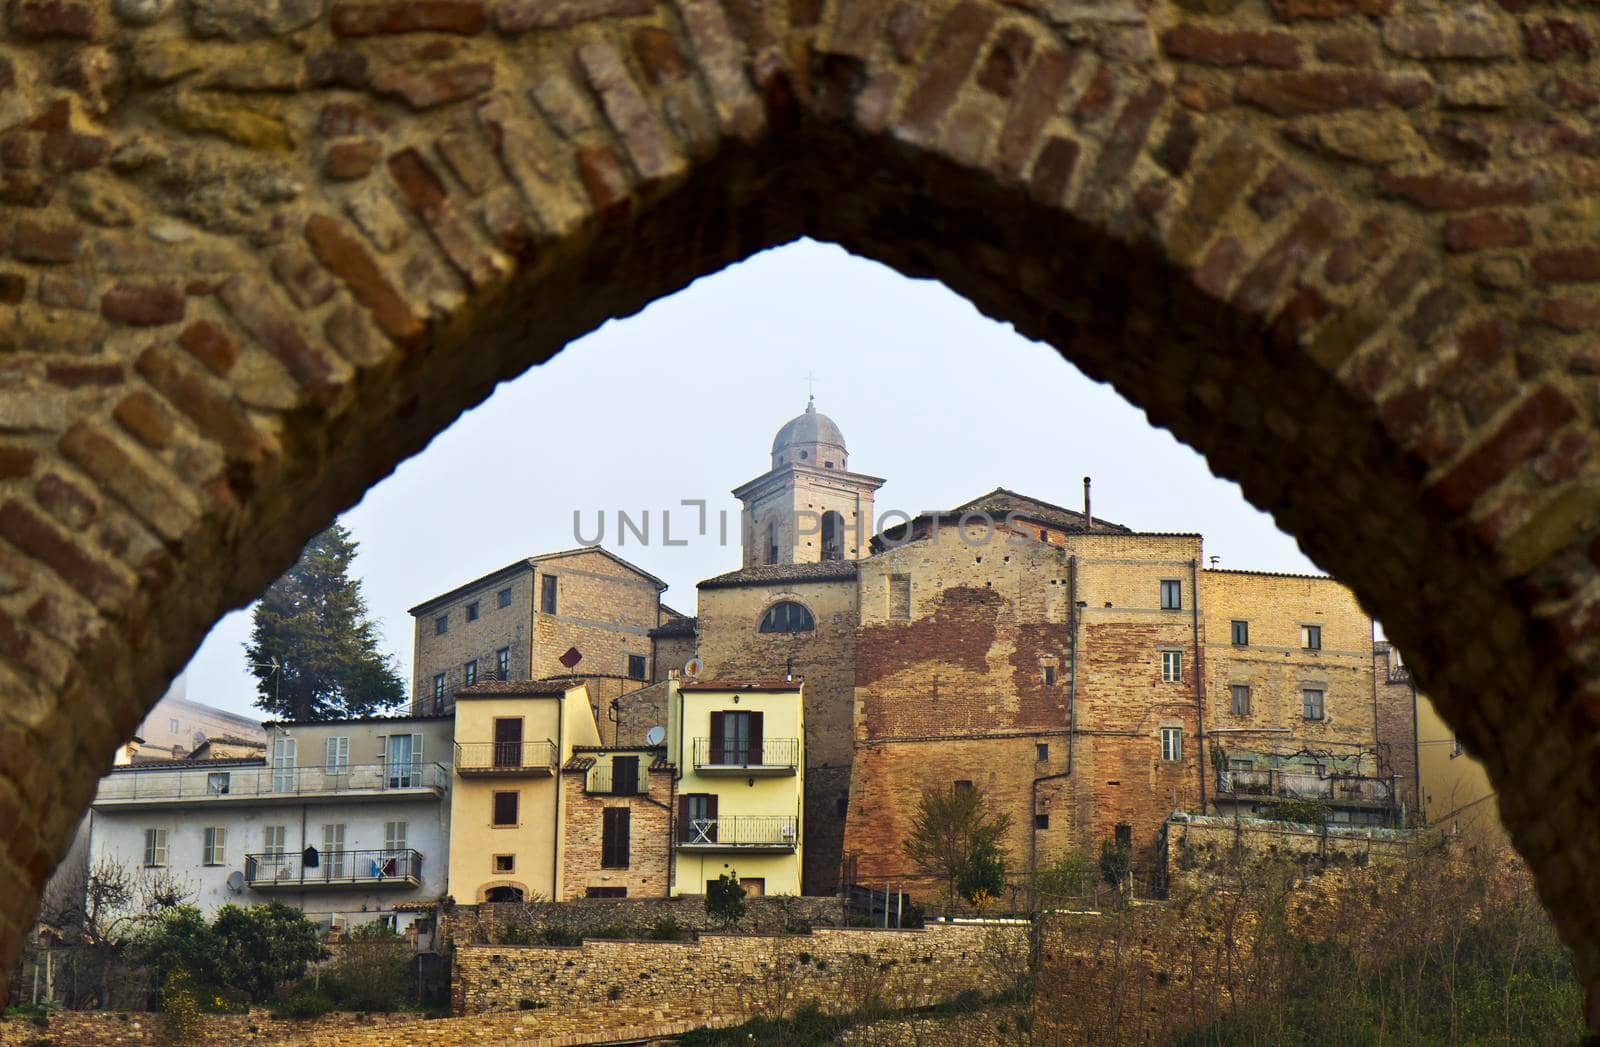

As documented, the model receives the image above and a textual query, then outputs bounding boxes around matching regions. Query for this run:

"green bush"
[647,915,688,941]
[4,1002,53,1029]
[158,969,205,1046]
[498,924,533,945]
[706,872,746,929]
[539,927,582,947]
[324,922,411,1012]
[270,984,336,1020]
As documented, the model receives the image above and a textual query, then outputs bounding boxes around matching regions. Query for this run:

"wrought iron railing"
[94,762,448,804]
[454,740,557,773]
[244,848,423,888]
[691,738,800,770]
[1216,768,1397,805]
[586,768,647,795]
[677,815,798,848]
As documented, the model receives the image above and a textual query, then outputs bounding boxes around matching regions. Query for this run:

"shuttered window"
[493,791,518,826]
[601,808,630,868]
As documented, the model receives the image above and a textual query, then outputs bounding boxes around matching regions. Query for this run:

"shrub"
[540,927,582,947]
[158,969,205,1046]
[270,984,336,1020]
[706,872,746,929]
[647,914,688,941]
[606,984,623,1001]
[498,924,532,945]
[324,922,411,1012]
[4,1002,53,1029]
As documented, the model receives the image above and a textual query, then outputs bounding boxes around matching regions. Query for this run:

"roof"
[659,602,691,621]
[110,757,268,773]
[649,615,697,638]
[201,734,266,747]
[772,397,846,454]
[407,547,667,614]
[153,696,266,732]
[1204,567,1334,582]
[262,713,452,727]
[454,679,575,699]
[698,561,858,589]
[947,487,1131,534]
[679,679,802,692]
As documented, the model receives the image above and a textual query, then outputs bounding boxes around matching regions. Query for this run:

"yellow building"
[667,680,804,897]
[447,679,601,903]
[1417,689,1507,848]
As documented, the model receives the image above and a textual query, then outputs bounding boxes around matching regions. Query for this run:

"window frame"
[1302,687,1326,721]
[434,614,448,635]
[466,601,480,622]
[540,574,558,614]
[1034,813,1049,830]
[627,653,647,681]
[1230,684,1251,716]
[1160,726,1183,762]
[496,646,510,678]
[263,825,287,858]
[601,807,631,869]
[324,735,350,774]
[1159,579,1182,610]
[1230,620,1249,646]
[497,587,513,609]
[143,828,168,868]
[1036,743,1049,762]
[1042,665,1056,687]
[432,673,446,700]
[202,826,226,867]
[492,790,519,827]
[1161,649,1183,683]
[1301,624,1322,651]
[464,659,477,687]
[493,854,515,873]
[759,601,815,633]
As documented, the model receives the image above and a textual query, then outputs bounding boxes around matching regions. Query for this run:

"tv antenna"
[249,656,286,705]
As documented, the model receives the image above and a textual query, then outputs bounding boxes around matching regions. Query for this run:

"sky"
[178,238,1322,721]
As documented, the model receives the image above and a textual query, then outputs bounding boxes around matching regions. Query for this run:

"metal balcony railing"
[676,815,799,850]
[691,738,800,771]
[93,762,448,805]
[244,848,423,889]
[454,740,557,775]
[586,768,647,796]
[1216,768,1397,806]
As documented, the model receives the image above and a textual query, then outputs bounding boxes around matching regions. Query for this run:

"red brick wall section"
[560,766,673,899]
[0,0,1599,1024]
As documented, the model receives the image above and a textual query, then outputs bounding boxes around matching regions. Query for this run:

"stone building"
[131,680,266,761]
[559,745,674,900]
[407,548,668,715]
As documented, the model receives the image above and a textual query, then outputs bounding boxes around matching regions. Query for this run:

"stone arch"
[757,598,817,634]
[477,881,529,904]
[0,0,1596,1021]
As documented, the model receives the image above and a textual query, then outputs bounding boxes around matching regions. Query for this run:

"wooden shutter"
[602,808,630,868]
[678,794,690,843]
[706,794,718,843]
[709,711,725,764]
[748,712,763,766]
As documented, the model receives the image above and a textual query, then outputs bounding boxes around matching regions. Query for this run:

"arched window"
[484,885,524,903]
[760,602,815,633]
[821,511,845,561]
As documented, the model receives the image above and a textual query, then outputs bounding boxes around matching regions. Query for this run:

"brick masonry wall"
[529,554,661,683]
[559,765,673,899]
[452,921,1024,1015]
[410,566,535,713]
[2,0,1600,1023]
[697,577,858,894]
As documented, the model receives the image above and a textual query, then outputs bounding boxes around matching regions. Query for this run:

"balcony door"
[386,733,422,788]
[493,718,523,768]
[271,737,296,793]
[611,755,639,796]
[710,711,762,766]
[680,793,718,844]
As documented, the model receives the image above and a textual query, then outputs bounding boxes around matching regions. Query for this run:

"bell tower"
[732,399,885,568]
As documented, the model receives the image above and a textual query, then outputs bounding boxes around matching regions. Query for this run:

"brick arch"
[0,0,1597,1021]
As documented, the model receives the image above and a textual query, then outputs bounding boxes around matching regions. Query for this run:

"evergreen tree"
[245,524,404,721]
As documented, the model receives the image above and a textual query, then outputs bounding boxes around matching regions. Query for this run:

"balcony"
[691,738,800,776]
[1216,768,1398,809]
[676,815,798,853]
[586,767,647,796]
[455,741,557,777]
[92,762,448,810]
[244,849,423,891]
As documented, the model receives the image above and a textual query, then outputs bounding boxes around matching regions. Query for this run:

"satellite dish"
[225,871,245,893]
[683,656,702,678]
[645,725,666,746]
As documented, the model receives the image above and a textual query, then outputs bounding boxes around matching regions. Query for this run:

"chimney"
[1083,476,1093,530]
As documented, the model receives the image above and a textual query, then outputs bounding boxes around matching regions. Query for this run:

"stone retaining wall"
[438,894,847,946]
[453,921,1024,1016]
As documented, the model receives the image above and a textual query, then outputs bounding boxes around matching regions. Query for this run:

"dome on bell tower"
[771,397,847,470]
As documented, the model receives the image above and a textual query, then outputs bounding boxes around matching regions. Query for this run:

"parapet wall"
[452,921,1024,1016]
[438,894,847,947]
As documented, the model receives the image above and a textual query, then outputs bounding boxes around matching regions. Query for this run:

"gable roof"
[948,487,1130,534]
[698,560,859,590]
[408,547,667,614]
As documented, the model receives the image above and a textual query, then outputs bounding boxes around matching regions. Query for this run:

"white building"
[87,715,453,935]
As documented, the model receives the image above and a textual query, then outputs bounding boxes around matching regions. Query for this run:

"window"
[497,587,513,608]
[323,823,346,878]
[1302,624,1322,651]
[202,827,226,866]
[492,791,518,826]
[1115,824,1132,849]
[627,653,647,680]
[271,736,296,792]
[263,825,286,857]
[206,771,230,796]
[680,793,718,843]
[432,673,446,701]
[1161,650,1182,683]
[601,808,631,868]
[168,717,179,734]
[1161,727,1182,762]
[493,854,515,873]
[1043,666,1056,686]
[586,886,627,898]
[889,574,911,620]
[1035,813,1049,830]
[1231,620,1248,646]
[821,510,845,561]
[1036,743,1049,762]
[954,779,974,792]
[1302,687,1325,721]
[759,601,815,633]
[324,736,349,773]
[540,574,558,614]
[496,647,510,679]
[384,821,407,853]
[1229,757,1255,772]
[710,710,762,765]
[766,523,778,565]
[466,601,480,621]
[1452,735,1463,758]
[143,828,168,867]
[1230,684,1251,716]
[464,659,477,687]
[1159,579,1182,610]
[611,755,640,795]
[493,718,523,767]
[435,614,448,635]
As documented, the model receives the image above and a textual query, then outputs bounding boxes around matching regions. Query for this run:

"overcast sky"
[177,238,1324,721]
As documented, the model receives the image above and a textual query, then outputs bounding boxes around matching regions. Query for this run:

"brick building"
[407,548,668,715]
[559,745,674,899]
